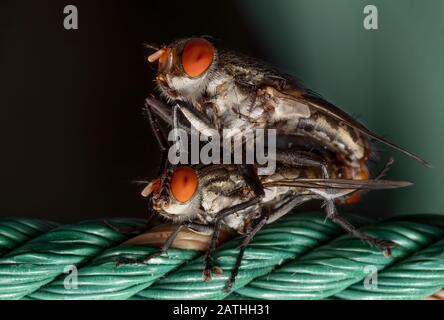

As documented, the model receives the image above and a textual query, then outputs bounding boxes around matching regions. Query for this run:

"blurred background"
[0,0,442,223]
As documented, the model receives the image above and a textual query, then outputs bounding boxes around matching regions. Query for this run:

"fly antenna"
[143,43,161,52]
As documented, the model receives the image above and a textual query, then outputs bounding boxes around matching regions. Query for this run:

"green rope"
[0,219,57,256]
[0,213,443,300]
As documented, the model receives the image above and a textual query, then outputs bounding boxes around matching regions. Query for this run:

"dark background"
[0,0,442,223]
[0,0,268,222]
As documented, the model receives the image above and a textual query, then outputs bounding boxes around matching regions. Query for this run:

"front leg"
[103,208,160,236]
[116,222,210,266]
[202,198,261,281]
[177,103,266,198]
[116,222,187,266]
[153,104,183,204]
[143,98,170,175]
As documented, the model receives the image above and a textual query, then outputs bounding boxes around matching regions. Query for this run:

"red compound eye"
[181,38,214,78]
[170,166,198,203]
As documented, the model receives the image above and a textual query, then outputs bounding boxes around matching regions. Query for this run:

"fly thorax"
[201,193,244,223]
[205,74,258,129]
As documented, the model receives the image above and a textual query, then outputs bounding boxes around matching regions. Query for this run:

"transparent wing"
[274,86,431,168]
[264,178,412,190]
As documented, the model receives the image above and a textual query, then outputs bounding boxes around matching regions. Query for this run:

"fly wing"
[264,178,412,190]
[303,92,431,167]
[269,85,431,168]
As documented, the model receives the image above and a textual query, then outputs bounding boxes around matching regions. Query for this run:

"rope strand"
[0,213,443,300]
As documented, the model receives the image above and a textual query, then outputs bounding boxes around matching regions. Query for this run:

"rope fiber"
[0,213,443,300]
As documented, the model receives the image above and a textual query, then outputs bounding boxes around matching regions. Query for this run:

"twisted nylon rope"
[0,213,443,300]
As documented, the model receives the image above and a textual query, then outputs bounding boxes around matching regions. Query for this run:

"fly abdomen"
[296,113,371,164]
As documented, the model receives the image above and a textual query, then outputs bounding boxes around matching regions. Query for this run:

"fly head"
[147,37,218,104]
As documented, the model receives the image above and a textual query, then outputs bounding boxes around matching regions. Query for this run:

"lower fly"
[115,148,411,291]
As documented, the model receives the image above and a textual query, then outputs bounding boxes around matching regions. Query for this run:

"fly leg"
[116,223,187,266]
[224,214,268,292]
[109,98,174,239]
[277,150,330,178]
[144,96,191,133]
[374,157,395,180]
[144,97,193,202]
[237,164,265,197]
[323,200,395,256]
[104,220,147,236]
[224,194,319,291]
[273,149,336,210]
[153,104,184,204]
[203,198,261,281]
[175,102,215,137]
[143,98,170,175]
[104,208,163,236]
[115,222,209,266]
[338,157,395,203]
[176,103,266,198]
[104,218,149,237]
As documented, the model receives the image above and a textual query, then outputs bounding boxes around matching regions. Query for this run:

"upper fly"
[146,37,431,174]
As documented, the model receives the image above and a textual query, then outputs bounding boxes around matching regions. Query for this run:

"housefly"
[145,37,430,200]
[116,150,411,291]
[114,37,426,290]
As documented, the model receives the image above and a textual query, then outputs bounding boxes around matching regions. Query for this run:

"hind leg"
[324,200,395,256]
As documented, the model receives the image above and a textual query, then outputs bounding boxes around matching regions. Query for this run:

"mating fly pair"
[116,37,430,291]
